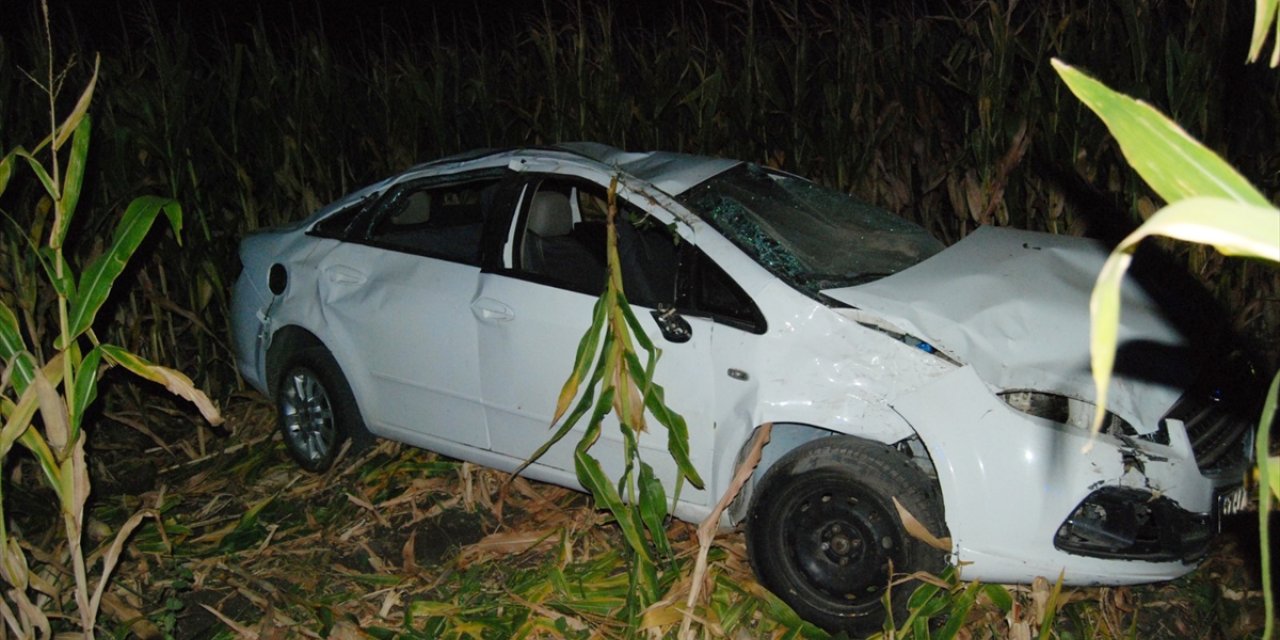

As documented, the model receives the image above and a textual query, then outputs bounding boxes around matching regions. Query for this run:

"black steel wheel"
[747,437,948,635]
[276,346,364,472]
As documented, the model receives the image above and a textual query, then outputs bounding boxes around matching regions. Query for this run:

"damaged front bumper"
[894,365,1247,585]
[1053,486,1213,563]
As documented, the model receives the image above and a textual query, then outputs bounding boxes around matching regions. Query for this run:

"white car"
[231,143,1254,633]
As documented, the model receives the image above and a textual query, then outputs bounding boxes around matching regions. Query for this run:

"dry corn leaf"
[201,604,259,639]
[32,368,68,451]
[458,529,558,567]
[640,598,686,630]
[100,590,162,639]
[327,620,364,639]
[345,492,390,527]
[893,496,953,552]
[680,423,771,640]
[101,346,223,426]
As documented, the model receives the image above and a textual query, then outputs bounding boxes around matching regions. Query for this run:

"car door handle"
[471,297,514,322]
[326,265,366,285]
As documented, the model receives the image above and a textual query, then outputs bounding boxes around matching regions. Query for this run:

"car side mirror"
[651,305,692,343]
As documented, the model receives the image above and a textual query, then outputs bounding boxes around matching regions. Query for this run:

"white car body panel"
[822,225,1189,431]
[312,243,489,449]
[472,271,715,509]
[894,365,1208,584]
[229,144,1247,594]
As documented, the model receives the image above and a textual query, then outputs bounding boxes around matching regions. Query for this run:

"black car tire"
[276,346,365,472]
[746,436,948,635]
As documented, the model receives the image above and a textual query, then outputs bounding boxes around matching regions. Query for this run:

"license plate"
[1217,485,1249,519]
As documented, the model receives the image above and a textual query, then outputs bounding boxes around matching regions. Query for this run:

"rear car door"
[311,171,504,449]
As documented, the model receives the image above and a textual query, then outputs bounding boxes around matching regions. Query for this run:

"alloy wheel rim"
[280,368,336,463]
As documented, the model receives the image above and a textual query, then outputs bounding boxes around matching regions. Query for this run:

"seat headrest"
[526,191,573,237]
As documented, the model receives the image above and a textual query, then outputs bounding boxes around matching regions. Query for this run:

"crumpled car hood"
[822,226,1193,432]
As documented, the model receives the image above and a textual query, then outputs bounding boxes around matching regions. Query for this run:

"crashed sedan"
[231,143,1255,634]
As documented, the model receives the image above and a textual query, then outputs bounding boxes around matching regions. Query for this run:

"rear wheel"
[276,347,365,472]
[747,437,947,635]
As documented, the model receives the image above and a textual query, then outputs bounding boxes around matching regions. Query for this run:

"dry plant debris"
[5,393,1260,639]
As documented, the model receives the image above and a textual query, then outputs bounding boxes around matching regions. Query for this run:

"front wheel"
[276,347,365,472]
[746,437,948,635]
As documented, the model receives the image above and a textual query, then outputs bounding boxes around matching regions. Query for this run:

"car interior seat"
[521,190,605,292]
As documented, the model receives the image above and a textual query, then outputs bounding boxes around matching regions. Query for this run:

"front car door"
[474,174,719,507]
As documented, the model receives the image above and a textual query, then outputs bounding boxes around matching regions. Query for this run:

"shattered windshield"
[677,164,944,292]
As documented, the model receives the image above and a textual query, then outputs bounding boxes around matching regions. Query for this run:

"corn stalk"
[515,175,703,631]
[0,11,222,637]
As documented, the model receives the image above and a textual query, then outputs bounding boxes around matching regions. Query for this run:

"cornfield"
[0,0,1276,637]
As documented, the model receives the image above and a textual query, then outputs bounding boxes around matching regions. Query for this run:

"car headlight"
[997,390,1133,435]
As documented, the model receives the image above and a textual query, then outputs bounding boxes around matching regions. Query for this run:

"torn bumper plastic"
[893,365,1231,585]
[1054,486,1213,563]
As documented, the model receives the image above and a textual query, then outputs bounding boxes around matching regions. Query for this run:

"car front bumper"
[893,365,1245,585]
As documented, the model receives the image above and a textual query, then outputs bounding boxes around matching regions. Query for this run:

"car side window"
[686,247,767,333]
[311,194,376,239]
[363,178,499,265]
[516,179,679,308]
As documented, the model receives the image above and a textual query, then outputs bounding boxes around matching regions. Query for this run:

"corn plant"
[511,175,702,632]
[0,21,221,639]
[1057,1,1279,636]
[865,567,1022,640]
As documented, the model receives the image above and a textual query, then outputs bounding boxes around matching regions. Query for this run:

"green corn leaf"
[65,196,183,347]
[52,55,99,151]
[0,151,13,196]
[220,495,275,552]
[911,616,930,640]
[935,582,979,640]
[637,462,671,558]
[100,344,222,425]
[16,149,58,200]
[573,389,654,565]
[512,333,614,479]
[1052,59,1270,208]
[981,583,1014,613]
[54,115,92,250]
[69,346,102,438]
[551,293,608,426]
[905,580,940,611]
[18,427,60,491]
[616,289,658,356]
[1248,0,1279,66]
[574,446,652,564]
[0,302,36,396]
[1,383,38,460]
[1087,197,1278,434]
[37,247,75,300]
[622,351,703,488]
[1257,371,1279,640]
[1037,572,1066,640]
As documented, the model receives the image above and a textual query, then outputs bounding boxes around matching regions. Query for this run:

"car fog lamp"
[1054,487,1211,563]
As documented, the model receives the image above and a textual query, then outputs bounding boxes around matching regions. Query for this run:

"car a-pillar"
[733,423,949,635]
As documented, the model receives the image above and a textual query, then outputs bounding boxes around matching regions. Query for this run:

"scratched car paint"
[231,143,1255,633]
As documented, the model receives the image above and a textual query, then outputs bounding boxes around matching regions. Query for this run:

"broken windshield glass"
[677,164,944,292]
